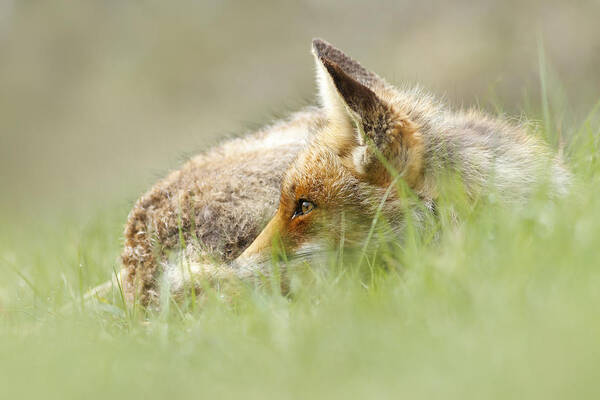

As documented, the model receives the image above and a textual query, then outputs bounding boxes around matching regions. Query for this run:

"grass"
[1,101,600,399]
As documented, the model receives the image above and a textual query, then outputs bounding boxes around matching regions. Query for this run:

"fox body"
[120,109,325,305]
[115,39,569,306]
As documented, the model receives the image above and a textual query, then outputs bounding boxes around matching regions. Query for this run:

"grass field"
[1,97,599,399]
[2,1,600,398]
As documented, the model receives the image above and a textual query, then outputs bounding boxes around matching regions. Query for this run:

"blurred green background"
[1,0,599,216]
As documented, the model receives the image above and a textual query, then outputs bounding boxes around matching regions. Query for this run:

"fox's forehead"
[281,142,357,204]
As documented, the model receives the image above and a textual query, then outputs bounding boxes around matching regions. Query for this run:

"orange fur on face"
[237,134,398,262]
[238,145,347,260]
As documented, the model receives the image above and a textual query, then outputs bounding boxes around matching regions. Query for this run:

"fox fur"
[104,39,569,307]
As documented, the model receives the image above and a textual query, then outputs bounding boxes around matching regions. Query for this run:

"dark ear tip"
[312,38,332,56]
[312,38,326,48]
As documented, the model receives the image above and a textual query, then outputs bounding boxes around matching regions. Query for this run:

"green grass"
[1,103,600,399]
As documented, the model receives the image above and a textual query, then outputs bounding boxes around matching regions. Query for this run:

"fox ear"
[319,58,385,127]
[312,39,423,188]
[312,38,385,128]
[312,38,384,93]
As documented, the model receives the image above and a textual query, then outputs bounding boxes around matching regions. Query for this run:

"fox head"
[236,39,428,269]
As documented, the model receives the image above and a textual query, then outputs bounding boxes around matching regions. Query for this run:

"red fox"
[232,39,570,273]
[98,39,570,307]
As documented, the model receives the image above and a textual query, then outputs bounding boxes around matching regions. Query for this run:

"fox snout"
[235,198,320,266]
[236,215,284,266]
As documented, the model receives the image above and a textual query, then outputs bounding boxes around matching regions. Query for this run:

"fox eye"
[292,199,315,219]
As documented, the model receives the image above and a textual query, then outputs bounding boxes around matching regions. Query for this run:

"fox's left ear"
[312,39,423,188]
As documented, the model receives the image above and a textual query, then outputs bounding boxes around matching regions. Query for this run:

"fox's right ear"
[312,38,385,129]
[312,39,424,189]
